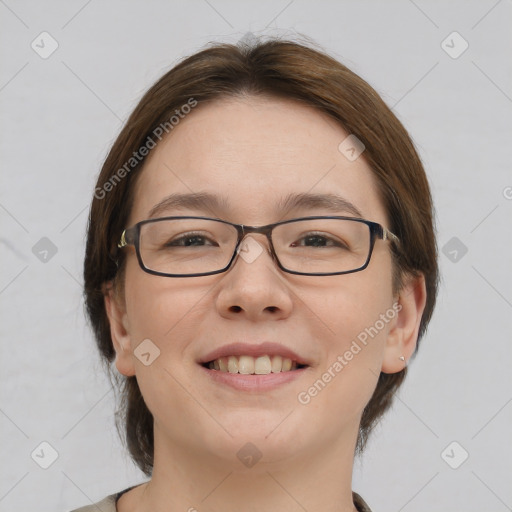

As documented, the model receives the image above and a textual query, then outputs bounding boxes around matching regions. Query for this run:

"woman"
[76,38,438,512]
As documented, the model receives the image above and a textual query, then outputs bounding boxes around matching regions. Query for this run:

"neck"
[122,426,360,512]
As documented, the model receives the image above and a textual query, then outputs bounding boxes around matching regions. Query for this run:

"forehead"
[129,96,387,225]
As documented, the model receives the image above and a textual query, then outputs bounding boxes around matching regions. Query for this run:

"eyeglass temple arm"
[118,230,128,249]
[382,227,400,245]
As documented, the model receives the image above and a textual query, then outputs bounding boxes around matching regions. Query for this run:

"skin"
[105,95,427,512]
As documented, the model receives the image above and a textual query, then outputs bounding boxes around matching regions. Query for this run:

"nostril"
[229,305,242,312]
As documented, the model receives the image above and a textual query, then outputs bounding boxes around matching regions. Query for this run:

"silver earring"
[399,356,405,361]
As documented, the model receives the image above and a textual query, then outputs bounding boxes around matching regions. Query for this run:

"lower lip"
[199,365,308,391]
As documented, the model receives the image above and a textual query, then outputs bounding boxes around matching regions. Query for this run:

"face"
[107,96,423,470]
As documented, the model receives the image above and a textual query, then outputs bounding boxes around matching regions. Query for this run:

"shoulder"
[69,483,144,511]
[353,491,373,512]
[70,488,372,512]
[68,494,116,512]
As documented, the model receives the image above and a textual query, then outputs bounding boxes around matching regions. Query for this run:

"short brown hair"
[84,38,438,476]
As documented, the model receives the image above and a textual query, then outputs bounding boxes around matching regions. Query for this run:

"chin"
[200,410,313,463]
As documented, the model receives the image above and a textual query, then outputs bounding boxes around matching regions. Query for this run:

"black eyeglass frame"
[117,215,400,278]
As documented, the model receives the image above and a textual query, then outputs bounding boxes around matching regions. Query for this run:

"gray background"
[1,1,511,511]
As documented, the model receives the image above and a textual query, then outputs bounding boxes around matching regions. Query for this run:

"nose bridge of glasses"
[235,224,275,260]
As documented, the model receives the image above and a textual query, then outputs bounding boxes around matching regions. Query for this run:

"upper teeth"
[207,355,298,374]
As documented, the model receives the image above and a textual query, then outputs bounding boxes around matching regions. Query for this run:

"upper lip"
[198,342,310,366]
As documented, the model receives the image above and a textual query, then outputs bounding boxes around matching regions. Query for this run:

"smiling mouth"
[202,355,308,375]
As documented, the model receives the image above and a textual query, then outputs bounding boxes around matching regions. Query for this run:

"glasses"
[117,216,399,278]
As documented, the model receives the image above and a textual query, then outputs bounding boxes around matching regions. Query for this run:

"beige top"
[70,487,372,512]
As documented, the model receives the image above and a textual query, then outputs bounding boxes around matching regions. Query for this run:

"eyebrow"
[277,192,363,218]
[148,191,363,220]
[148,192,230,219]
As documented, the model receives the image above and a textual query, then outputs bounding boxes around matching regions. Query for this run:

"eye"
[165,233,218,247]
[291,233,349,249]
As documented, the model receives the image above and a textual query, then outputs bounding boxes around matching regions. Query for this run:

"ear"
[104,283,136,377]
[381,274,427,374]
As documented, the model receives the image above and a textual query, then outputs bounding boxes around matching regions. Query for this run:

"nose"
[215,235,293,322]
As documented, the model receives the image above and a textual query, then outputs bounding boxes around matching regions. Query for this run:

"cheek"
[322,259,394,342]
[123,258,204,342]
[310,260,395,404]
[121,267,208,430]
